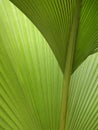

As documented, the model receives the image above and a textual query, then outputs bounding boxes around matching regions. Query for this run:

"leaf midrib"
[59,1,82,130]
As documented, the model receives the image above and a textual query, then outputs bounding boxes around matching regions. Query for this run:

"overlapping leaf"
[0,0,98,130]
[9,0,98,72]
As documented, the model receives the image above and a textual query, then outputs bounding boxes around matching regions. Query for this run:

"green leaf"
[66,53,98,130]
[9,0,98,72]
[7,1,98,129]
[0,1,63,129]
[0,1,98,130]
[7,2,98,128]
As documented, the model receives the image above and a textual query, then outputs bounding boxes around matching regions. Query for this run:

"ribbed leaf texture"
[0,1,63,129]
[0,0,98,130]
[9,0,98,72]
[66,53,98,130]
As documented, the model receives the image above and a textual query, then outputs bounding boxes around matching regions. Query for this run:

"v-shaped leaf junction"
[0,0,98,130]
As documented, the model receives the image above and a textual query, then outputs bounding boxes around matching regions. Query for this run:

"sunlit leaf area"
[0,0,98,130]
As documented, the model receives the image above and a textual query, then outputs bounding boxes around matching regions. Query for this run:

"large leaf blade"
[0,0,63,129]
[9,0,98,72]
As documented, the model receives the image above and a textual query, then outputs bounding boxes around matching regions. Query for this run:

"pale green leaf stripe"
[0,0,63,130]
[66,53,98,130]
[9,0,98,72]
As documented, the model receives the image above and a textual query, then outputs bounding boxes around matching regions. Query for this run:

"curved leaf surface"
[66,53,98,130]
[9,0,98,72]
[0,1,63,129]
